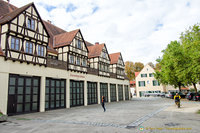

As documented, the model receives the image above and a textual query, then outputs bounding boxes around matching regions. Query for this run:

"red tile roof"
[85,41,94,46]
[135,72,140,78]
[109,52,121,64]
[0,0,17,17]
[87,43,105,58]
[53,29,79,48]
[181,87,189,90]
[130,80,135,84]
[0,2,33,25]
[43,20,66,48]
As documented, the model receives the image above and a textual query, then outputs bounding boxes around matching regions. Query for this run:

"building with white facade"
[0,1,130,115]
[135,64,164,97]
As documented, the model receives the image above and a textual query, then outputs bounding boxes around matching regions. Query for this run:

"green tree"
[180,24,200,94]
[125,61,135,80]
[154,41,184,92]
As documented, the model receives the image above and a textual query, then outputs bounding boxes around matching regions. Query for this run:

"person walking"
[174,93,181,108]
[101,96,106,112]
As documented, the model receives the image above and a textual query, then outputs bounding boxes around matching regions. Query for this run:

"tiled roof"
[135,72,140,77]
[130,80,135,85]
[0,0,17,17]
[43,20,66,48]
[181,87,189,90]
[109,52,120,64]
[0,2,33,25]
[85,41,94,46]
[53,29,79,48]
[87,43,105,58]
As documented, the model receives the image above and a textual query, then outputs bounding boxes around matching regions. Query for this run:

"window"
[82,59,86,66]
[149,73,154,77]
[38,45,44,56]
[11,37,20,50]
[77,40,81,49]
[141,74,147,77]
[70,55,74,64]
[26,41,33,54]
[77,57,80,65]
[147,80,150,84]
[103,52,106,58]
[139,81,145,87]
[27,18,35,30]
[153,80,160,86]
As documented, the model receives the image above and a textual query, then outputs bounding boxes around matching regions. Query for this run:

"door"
[7,95,16,115]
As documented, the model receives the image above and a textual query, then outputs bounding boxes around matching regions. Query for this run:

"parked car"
[186,92,195,100]
[192,93,200,101]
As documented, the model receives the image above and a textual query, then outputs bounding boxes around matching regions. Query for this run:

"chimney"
[95,42,99,45]
[47,20,51,24]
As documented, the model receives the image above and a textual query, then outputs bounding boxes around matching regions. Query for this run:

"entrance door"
[7,75,40,115]
[70,80,84,107]
[7,95,16,115]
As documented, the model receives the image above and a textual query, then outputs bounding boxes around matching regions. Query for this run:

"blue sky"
[10,0,200,64]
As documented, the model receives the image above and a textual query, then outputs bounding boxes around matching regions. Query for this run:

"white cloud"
[9,0,200,64]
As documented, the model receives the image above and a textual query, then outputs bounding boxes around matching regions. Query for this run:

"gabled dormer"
[53,29,88,73]
[87,42,110,77]
[109,52,125,79]
[0,2,49,66]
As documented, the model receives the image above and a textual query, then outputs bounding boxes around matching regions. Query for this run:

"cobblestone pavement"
[0,97,200,133]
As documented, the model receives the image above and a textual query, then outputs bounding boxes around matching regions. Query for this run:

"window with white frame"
[11,37,20,50]
[153,80,160,86]
[141,74,147,77]
[26,41,33,54]
[38,45,44,56]
[139,81,145,87]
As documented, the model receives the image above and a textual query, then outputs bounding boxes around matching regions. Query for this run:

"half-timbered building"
[87,42,110,77]
[0,2,49,66]
[0,0,130,116]
[109,52,125,80]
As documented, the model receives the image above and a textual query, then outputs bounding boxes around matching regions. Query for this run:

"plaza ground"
[0,97,200,133]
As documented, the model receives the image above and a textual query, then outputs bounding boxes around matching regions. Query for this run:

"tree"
[125,61,135,80]
[134,62,144,72]
[148,62,155,69]
[179,24,200,94]
[155,63,161,70]
[154,41,184,92]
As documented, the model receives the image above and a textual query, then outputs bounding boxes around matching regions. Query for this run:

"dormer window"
[77,40,81,49]
[11,37,20,51]
[103,52,106,59]
[27,18,35,30]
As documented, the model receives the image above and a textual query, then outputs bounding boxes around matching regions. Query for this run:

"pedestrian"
[101,96,106,112]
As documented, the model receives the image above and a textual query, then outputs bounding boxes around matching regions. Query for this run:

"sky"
[9,0,200,64]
